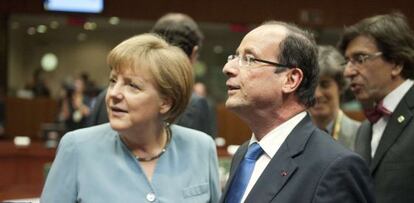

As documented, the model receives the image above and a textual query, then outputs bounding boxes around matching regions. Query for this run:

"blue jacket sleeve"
[208,138,221,203]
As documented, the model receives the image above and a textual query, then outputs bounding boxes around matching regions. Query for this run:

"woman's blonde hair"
[107,33,193,123]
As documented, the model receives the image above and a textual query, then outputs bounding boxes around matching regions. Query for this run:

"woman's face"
[309,75,341,120]
[105,67,171,132]
[74,78,85,92]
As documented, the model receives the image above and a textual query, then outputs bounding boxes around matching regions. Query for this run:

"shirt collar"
[383,79,413,113]
[325,119,334,135]
[249,111,307,159]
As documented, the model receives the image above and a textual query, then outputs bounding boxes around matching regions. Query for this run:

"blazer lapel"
[355,121,373,164]
[220,142,249,203]
[245,115,315,202]
[370,87,414,173]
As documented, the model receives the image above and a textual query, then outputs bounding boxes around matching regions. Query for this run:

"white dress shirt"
[371,79,413,157]
[240,112,307,202]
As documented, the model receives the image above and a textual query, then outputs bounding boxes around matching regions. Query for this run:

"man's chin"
[225,98,241,109]
[354,94,374,106]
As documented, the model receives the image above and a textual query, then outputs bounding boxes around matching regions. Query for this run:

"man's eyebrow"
[234,47,257,57]
[347,51,370,57]
[244,47,257,56]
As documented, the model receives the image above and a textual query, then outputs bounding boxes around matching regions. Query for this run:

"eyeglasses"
[342,52,382,66]
[227,54,293,68]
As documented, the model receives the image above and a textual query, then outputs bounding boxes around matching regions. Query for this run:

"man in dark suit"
[219,21,374,203]
[88,13,214,136]
[339,13,414,203]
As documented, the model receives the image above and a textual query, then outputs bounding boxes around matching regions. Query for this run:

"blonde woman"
[41,33,220,203]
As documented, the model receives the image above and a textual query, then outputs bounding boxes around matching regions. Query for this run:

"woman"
[41,34,220,202]
[309,45,360,150]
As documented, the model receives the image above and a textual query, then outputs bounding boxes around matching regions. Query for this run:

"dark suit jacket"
[176,93,214,136]
[88,90,215,137]
[87,88,108,126]
[220,115,375,203]
[355,86,414,203]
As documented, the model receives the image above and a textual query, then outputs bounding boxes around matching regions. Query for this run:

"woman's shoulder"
[61,123,117,145]
[170,124,215,146]
[340,112,361,128]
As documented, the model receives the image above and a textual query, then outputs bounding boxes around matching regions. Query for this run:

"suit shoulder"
[308,129,358,160]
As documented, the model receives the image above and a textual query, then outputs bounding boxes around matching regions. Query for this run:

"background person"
[309,45,360,150]
[339,12,414,203]
[41,33,220,203]
[57,75,92,131]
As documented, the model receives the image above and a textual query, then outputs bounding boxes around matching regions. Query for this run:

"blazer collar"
[243,114,316,202]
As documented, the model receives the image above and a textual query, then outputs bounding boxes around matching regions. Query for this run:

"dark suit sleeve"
[87,88,108,126]
[176,95,214,136]
[312,153,375,203]
[192,96,212,135]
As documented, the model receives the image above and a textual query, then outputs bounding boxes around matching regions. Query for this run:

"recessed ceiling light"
[109,17,120,25]
[83,22,97,30]
[41,53,58,72]
[37,25,47,33]
[27,27,36,35]
[50,21,59,29]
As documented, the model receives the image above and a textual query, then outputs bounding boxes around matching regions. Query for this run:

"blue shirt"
[41,124,220,203]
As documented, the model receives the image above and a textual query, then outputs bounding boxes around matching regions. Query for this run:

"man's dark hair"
[151,13,203,57]
[263,21,319,108]
[338,12,414,79]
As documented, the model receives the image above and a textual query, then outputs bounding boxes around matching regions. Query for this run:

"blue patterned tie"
[226,143,264,203]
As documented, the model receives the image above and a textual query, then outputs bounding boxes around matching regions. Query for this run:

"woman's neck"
[120,122,167,156]
[313,112,337,130]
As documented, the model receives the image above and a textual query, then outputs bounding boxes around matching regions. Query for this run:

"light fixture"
[50,21,59,29]
[109,17,120,25]
[37,25,48,33]
[27,27,36,35]
[41,53,58,71]
[83,22,97,30]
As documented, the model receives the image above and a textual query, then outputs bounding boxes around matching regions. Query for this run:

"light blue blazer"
[41,123,220,203]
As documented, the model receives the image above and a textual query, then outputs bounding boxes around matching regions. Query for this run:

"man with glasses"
[339,12,414,203]
[219,21,374,203]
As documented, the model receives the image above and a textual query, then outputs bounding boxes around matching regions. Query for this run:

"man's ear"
[190,46,199,65]
[159,97,173,115]
[391,63,403,77]
[282,68,303,93]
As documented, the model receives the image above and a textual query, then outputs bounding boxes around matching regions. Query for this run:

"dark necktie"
[226,143,264,203]
[364,102,391,123]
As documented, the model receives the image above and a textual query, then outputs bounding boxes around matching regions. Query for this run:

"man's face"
[343,35,397,104]
[222,25,288,113]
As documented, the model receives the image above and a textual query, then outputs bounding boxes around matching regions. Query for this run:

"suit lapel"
[355,121,373,164]
[220,142,249,202]
[370,87,414,173]
[245,115,315,202]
